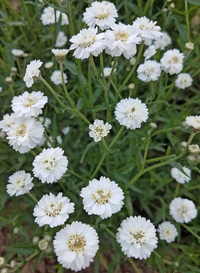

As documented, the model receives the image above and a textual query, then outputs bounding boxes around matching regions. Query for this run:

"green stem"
[174,183,180,197]
[91,126,125,179]
[105,227,116,238]
[88,65,96,120]
[67,170,86,180]
[10,251,39,272]
[111,80,122,99]
[185,0,190,42]
[141,138,150,171]
[118,41,144,94]
[126,132,197,189]
[39,75,90,125]
[36,145,42,153]
[128,258,140,273]
[44,130,54,148]
[28,192,38,203]
[100,52,106,85]
[30,150,37,157]
[107,57,118,91]
[151,126,180,137]
[182,223,200,240]
[98,252,108,270]
[145,154,176,164]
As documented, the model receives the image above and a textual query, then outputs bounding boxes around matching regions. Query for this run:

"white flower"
[185,115,200,130]
[23,60,43,88]
[0,87,2,92]
[133,17,162,40]
[80,176,124,219]
[137,60,161,82]
[103,67,112,77]
[157,221,178,243]
[171,166,191,184]
[11,91,48,118]
[40,6,56,25]
[56,11,69,25]
[144,38,153,46]
[39,116,51,128]
[83,1,118,30]
[89,119,112,142]
[105,23,141,59]
[0,113,16,133]
[154,32,172,50]
[6,117,44,154]
[11,49,24,57]
[7,170,34,196]
[175,73,193,89]
[51,70,67,85]
[169,197,197,223]
[61,126,70,135]
[33,192,74,228]
[185,42,194,50]
[53,221,99,271]
[143,45,157,60]
[129,57,136,65]
[55,31,67,47]
[160,49,184,75]
[44,61,54,69]
[69,27,105,60]
[116,216,158,259]
[32,147,68,183]
[115,98,148,130]
[52,48,69,57]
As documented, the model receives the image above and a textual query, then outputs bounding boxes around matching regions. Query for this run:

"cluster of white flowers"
[40,6,69,26]
[171,166,191,184]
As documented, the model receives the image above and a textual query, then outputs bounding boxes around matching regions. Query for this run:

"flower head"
[11,49,24,57]
[185,42,194,50]
[115,98,148,130]
[143,45,157,60]
[41,6,56,25]
[137,60,161,82]
[80,176,124,219]
[133,17,162,40]
[53,221,99,271]
[185,115,200,130]
[55,31,67,47]
[6,117,44,153]
[70,28,105,60]
[44,62,54,69]
[169,197,197,223]
[105,23,141,59]
[33,192,74,228]
[7,170,34,196]
[32,147,68,183]
[0,113,16,133]
[83,1,118,30]
[51,70,67,85]
[116,216,158,259]
[171,166,191,184]
[89,119,112,142]
[160,49,184,75]
[52,49,69,62]
[175,73,193,89]
[154,32,172,50]
[157,221,178,243]
[11,91,48,118]
[23,60,43,87]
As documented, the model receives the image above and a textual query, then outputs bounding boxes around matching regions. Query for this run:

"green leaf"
[5,243,35,255]
[186,0,200,5]
[173,16,187,44]
[54,107,65,114]
[124,193,134,216]
[33,251,45,270]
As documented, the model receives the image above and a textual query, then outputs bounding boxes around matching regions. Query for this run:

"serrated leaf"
[186,0,200,5]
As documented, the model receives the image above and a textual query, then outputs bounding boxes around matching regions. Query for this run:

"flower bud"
[103,67,112,77]
[188,144,200,155]
[10,260,17,268]
[0,257,6,266]
[185,42,194,51]
[169,3,175,8]
[44,234,52,242]
[128,83,135,90]
[45,246,53,254]
[11,67,17,74]
[0,131,6,138]
[181,121,189,129]
[38,239,48,250]
[23,53,29,58]
[129,57,136,65]
[180,141,187,148]
[44,62,54,69]
[187,155,196,163]
[126,67,130,72]
[32,236,40,245]
[5,77,13,84]
[1,268,9,273]
[149,123,157,129]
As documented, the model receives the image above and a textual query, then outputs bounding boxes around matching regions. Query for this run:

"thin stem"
[36,145,42,153]
[126,132,197,189]
[118,41,145,94]
[141,138,150,171]
[151,126,180,137]
[44,130,54,148]
[182,223,200,240]
[40,75,90,125]
[100,52,106,85]
[91,126,125,179]
[111,80,122,99]
[145,154,176,164]
[128,258,140,273]
[105,227,116,238]
[185,0,190,42]
[102,138,109,152]
[107,57,118,91]
[28,192,38,203]
[98,252,108,270]
[67,170,86,180]
[88,64,96,119]
[174,183,180,197]
[30,150,37,157]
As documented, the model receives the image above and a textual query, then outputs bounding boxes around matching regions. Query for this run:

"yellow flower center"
[45,202,63,217]
[68,234,86,252]
[16,124,26,137]
[92,189,111,204]
[115,31,129,42]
